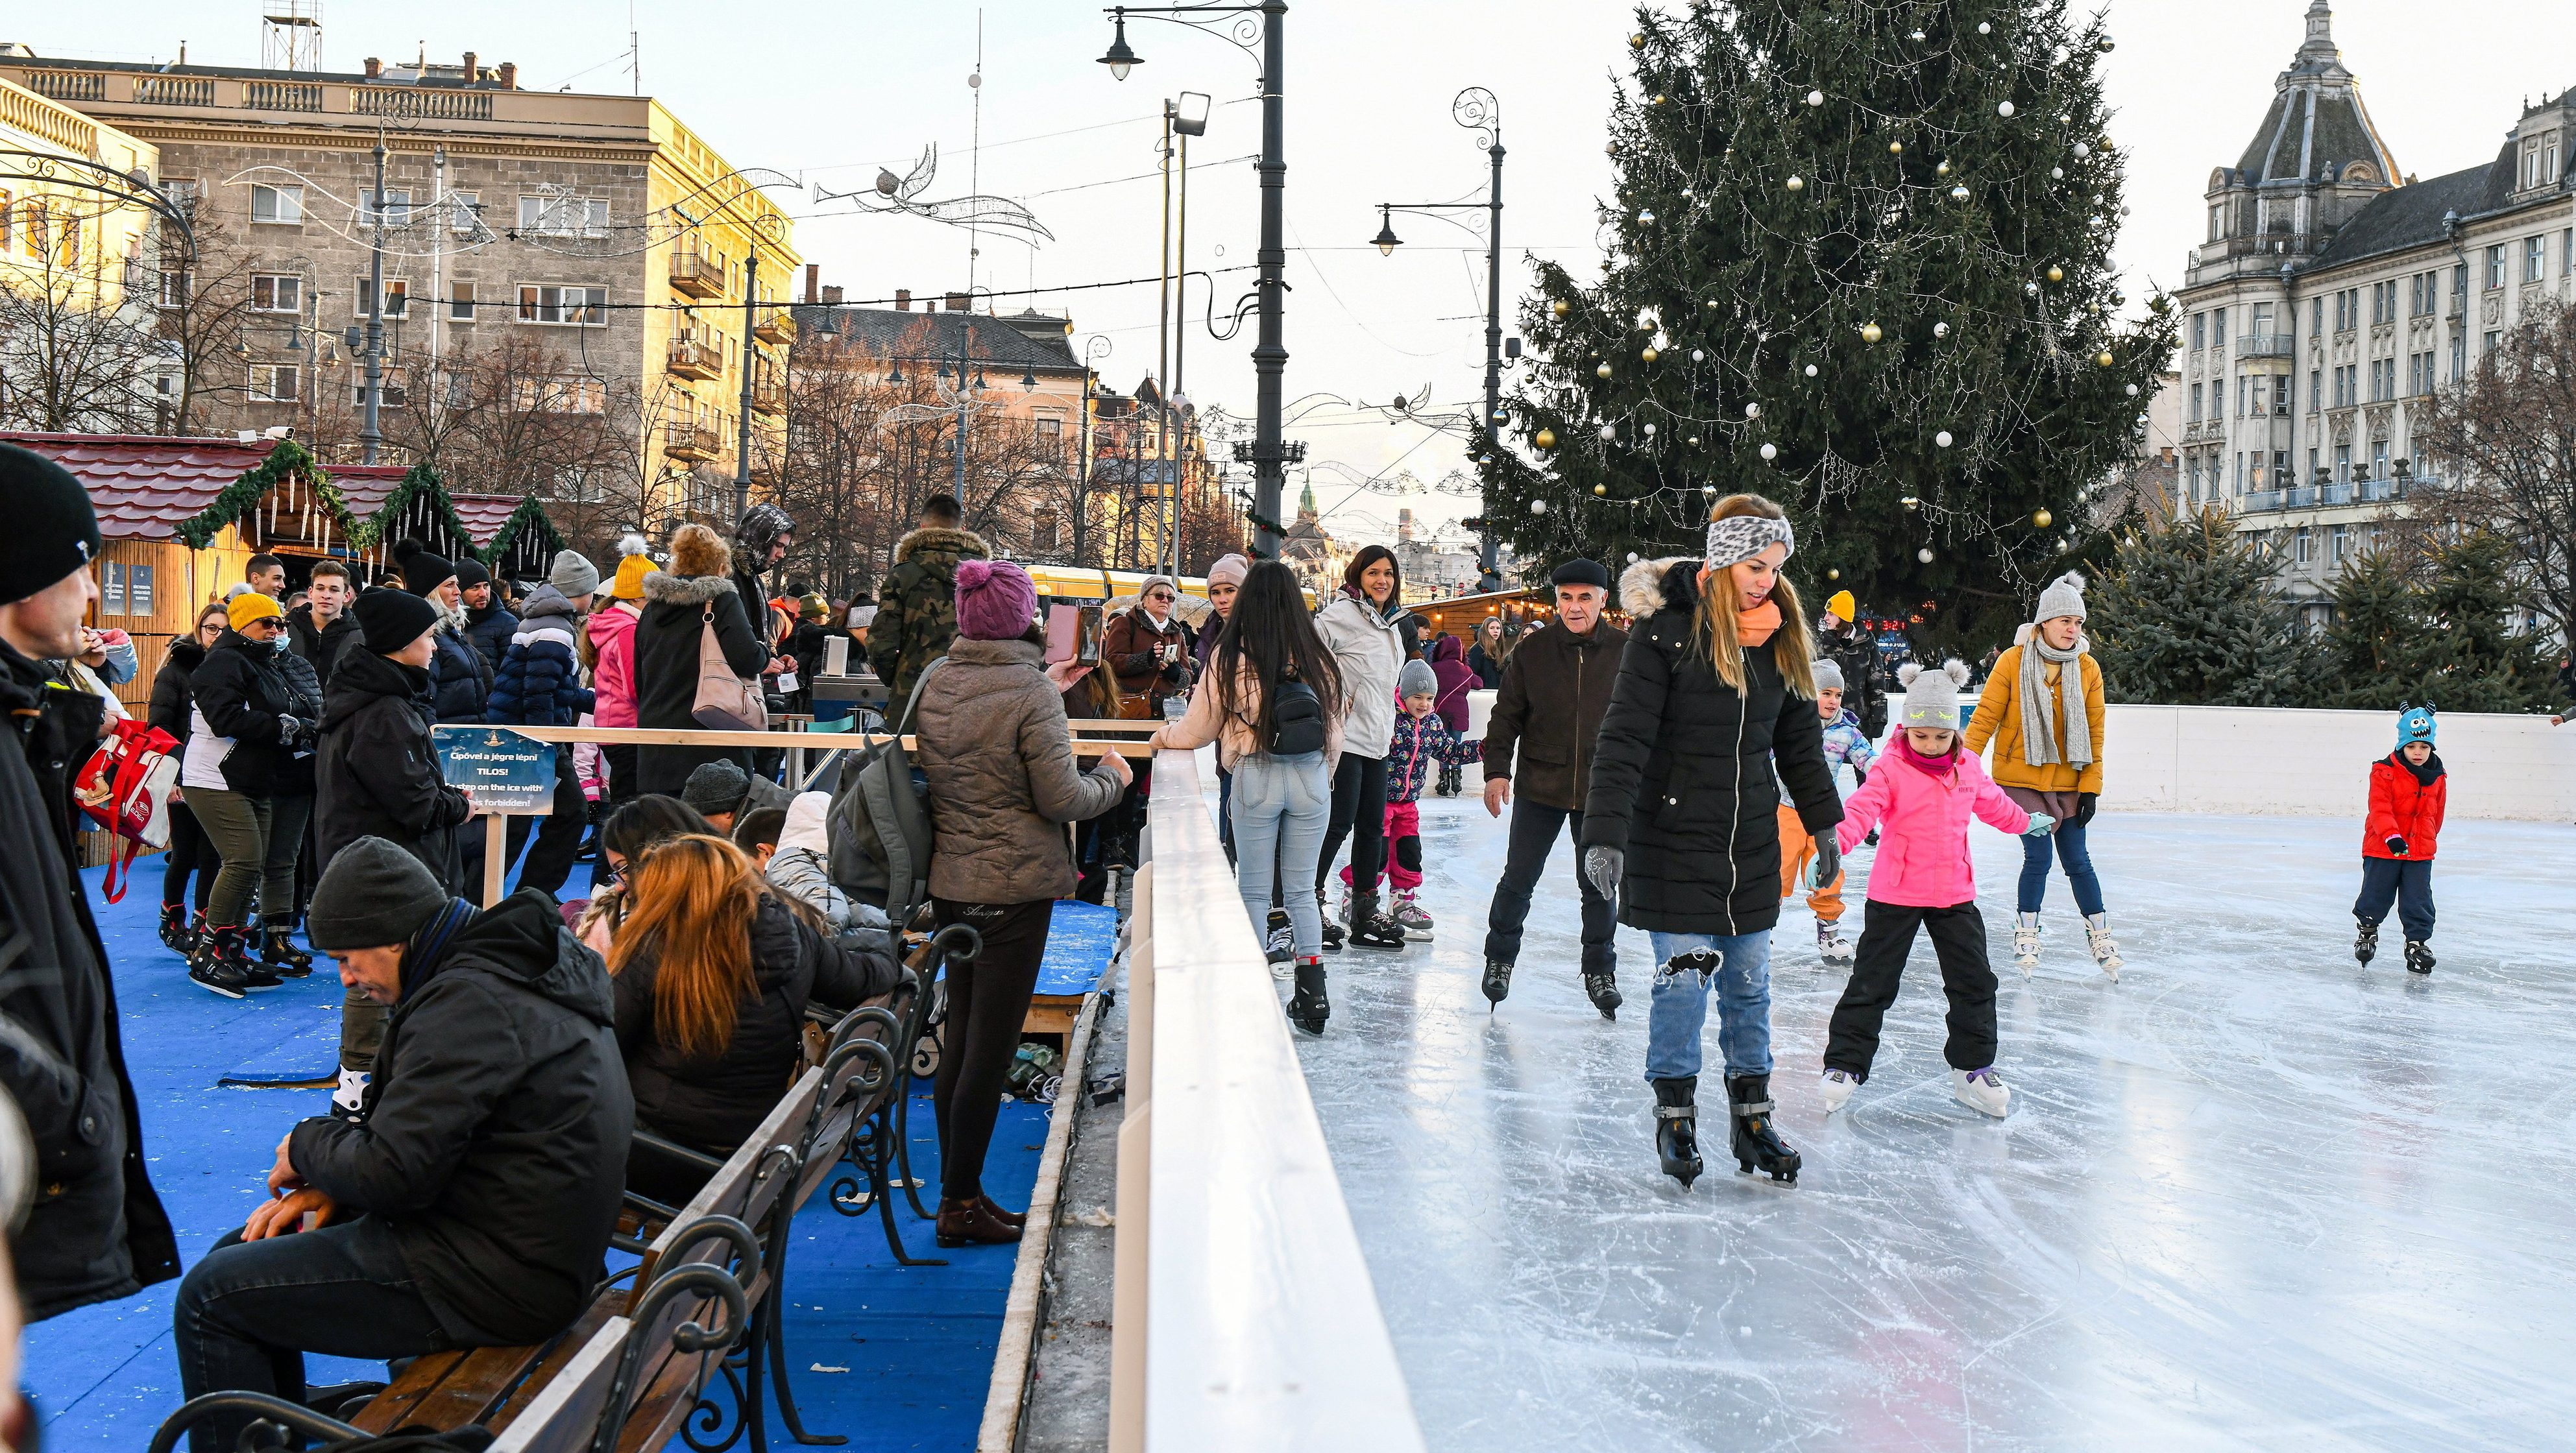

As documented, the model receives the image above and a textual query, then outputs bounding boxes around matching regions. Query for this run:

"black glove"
[1583,845,1623,900]
[1808,834,1841,890]
[2385,835,2408,857]
[2074,792,2098,828]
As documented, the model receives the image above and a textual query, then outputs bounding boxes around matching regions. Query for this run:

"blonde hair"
[1694,494,1819,700]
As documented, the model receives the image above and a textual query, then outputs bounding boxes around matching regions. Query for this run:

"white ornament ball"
[2072,142,2091,160]
[1759,442,1778,461]
[2125,383,2139,396]
[1744,402,1762,419]
[1687,436,1700,446]
[1935,430,1954,448]
[1786,174,1806,193]
[1977,21,1991,34]
[2052,167,2065,180]
[1638,210,1656,224]
[1909,29,1926,42]
[1530,498,1549,514]
[1642,422,1657,436]
[1917,547,1936,563]
[1598,424,1618,441]
[1806,89,1825,107]
[1998,101,2016,118]
[1626,552,1638,562]
[1703,484,1718,496]
[1691,348,1705,363]
[1804,363,1819,378]
[2024,281,2040,295]
[1950,185,1971,202]
[1932,321,1950,338]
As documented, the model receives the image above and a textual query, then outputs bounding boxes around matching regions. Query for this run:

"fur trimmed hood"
[640,570,738,606]
[895,525,990,566]
[1620,556,1700,618]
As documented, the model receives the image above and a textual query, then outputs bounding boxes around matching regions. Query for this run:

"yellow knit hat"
[1825,589,1856,623]
[227,591,284,632]
[610,554,655,600]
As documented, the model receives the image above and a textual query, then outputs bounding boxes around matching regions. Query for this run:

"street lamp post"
[1099,4,1293,560]
[1372,87,1507,574]
[735,248,759,523]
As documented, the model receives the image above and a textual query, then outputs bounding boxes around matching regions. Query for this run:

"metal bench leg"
[891,1079,936,1221]
[845,1114,946,1267]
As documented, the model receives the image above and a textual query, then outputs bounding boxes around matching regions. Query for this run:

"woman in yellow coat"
[1964,572,2119,979]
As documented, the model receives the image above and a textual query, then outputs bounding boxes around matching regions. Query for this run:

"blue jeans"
[2017,818,2106,916]
[1643,930,1775,1081]
[1228,752,1330,959]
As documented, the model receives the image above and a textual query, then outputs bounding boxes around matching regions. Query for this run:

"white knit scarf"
[2018,632,2092,770]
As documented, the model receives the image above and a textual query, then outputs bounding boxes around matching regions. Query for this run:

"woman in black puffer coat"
[1581,494,1841,1192]
[607,834,897,1203]
[183,597,321,994]
[149,603,230,954]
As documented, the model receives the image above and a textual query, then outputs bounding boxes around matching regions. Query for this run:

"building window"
[2294,527,2312,565]
[2372,440,2389,480]
[250,184,303,225]
[2309,368,2322,414]
[2213,308,2228,347]
[2236,376,2248,417]
[448,190,481,234]
[510,376,607,414]
[2451,333,2466,380]
[1036,414,1065,461]
[2526,235,2546,283]
[356,278,409,317]
[2335,443,2351,483]
[2234,451,2244,492]
[250,274,302,313]
[516,284,607,325]
[250,363,300,402]
[517,196,610,237]
[2311,296,2324,335]
[2191,312,2205,350]
[2484,329,2501,361]
[449,282,475,322]
[358,188,413,228]
[158,265,190,309]
[2525,133,2562,190]
[2486,245,2506,289]
[2308,447,2321,486]
[2188,382,2202,422]
[2208,204,2226,241]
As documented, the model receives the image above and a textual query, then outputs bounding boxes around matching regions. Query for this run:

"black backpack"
[1269,677,1326,756]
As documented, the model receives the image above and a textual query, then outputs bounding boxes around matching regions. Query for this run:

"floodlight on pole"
[1174,90,1211,136]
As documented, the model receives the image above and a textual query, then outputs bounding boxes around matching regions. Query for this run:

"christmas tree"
[2321,532,2557,712]
[1480,0,2174,647]
[2089,510,2313,706]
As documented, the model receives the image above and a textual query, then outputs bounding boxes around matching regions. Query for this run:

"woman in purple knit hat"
[909,559,1130,1248]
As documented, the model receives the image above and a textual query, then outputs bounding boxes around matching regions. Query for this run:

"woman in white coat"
[1311,544,1409,950]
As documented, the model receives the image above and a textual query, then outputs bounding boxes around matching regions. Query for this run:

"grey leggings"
[190,788,312,928]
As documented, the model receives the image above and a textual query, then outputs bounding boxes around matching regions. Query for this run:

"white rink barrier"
[1108,750,1427,1453]
[2091,704,2576,821]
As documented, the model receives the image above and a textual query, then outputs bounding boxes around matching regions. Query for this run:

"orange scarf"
[1736,599,1782,645]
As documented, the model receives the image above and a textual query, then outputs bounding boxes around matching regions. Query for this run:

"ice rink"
[1267,789,2575,1451]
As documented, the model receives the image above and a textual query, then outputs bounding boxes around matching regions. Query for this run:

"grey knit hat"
[681,758,751,819]
[1895,659,1973,732]
[550,549,601,599]
[2034,570,2088,624]
[309,837,453,952]
[1812,659,1845,693]
[1397,659,1439,699]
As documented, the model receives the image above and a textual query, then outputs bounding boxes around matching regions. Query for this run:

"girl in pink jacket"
[1817,660,2054,1119]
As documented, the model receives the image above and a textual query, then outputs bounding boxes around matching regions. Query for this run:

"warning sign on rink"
[432,726,557,815]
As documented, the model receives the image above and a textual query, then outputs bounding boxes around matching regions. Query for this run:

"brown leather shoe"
[935,1196,1023,1247]
[978,1194,1027,1229]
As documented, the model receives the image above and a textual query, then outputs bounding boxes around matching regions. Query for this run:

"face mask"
[271,634,291,655]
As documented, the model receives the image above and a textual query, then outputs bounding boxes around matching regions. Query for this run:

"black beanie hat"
[308,836,453,952]
[1550,558,1610,590]
[0,442,102,605]
[452,558,491,590]
[391,538,457,596]
[355,586,441,655]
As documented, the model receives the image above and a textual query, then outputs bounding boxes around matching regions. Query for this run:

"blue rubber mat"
[1036,900,1118,996]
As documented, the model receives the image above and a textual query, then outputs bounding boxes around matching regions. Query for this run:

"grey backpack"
[826,657,945,930]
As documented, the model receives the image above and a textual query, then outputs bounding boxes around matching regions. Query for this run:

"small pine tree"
[2317,549,2438,708]
[2090,509,2313,705]
[2412,531,2557,712]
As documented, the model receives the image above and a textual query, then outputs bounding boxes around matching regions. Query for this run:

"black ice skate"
[1347,893,1409,950]
[2404,940,2435,976]
[1651,1077,1702,1188]
[1317,891,1344,952]
[1286,959,1330,1034]
[1726,1072,1801,1185]
[1481,958,1513,1007]
[2354,917,2380,965]
[1583,969,1622,1020]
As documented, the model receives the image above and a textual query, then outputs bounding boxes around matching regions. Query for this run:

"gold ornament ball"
[1629,31,1645,48]
[1861,322,1883,344]
[1826,567,1841,580]
[2033,508,2054,529]
[1593,483,1609,496]
[1641,346,1659,363]
[1888,140,1904,155]
[2047,265,2065,282]
[1534,428,1557,449]
[1596,362,1614,379]
[2096,350,2117,367]
[1551,298,1570,318]
[1786,174,1805,193]
[1936,159,1951,176]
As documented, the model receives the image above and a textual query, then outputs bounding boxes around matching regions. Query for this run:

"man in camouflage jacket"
[868,498,991,706]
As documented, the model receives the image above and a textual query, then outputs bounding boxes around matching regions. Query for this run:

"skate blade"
[1736,1160,1799,1186]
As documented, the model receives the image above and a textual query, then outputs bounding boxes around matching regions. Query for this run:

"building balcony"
[751,309,796,346]
[750,380,785,416]
[664,422,721,461]
[669,249,726,300]
[2241,490,2283,512]
[2235,333,2294,359]
[2359,475,2414,503]
[667,336,722,380]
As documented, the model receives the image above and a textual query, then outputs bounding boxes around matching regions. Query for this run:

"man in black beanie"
[1478,557,1629,1016]
[172,837,631,1452]
[0,442,180,1321]
[454,557,517,675]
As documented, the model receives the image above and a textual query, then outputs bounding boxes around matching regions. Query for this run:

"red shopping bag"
[75,718,180,902]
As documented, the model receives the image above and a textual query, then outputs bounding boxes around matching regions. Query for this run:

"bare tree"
[0,195,156,431]
[2412,299,2576,640]
[151,202,271,435]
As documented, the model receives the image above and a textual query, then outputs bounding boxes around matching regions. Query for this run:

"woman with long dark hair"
[151,602,231,955]
[1311,544,1409,951]
[1583,494,1843,1191]
[1152,561,1344,1029]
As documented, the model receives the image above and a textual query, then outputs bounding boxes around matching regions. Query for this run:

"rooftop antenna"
[967,11,984,299]
[629,0,640,95]
[259,0,322,72]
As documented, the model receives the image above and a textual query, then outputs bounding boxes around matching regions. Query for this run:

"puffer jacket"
[315,645,470,885]
[463,601,520,675]
[586,602,642,728]
[1831,743,2030,907]
[147,636,207,740]
[185,630,313,797]
[1385,709,1481,804]
[288,890,631,1346]
[1312,588,1407,760]
[1964,642,2106,795]
[1425,633,1476,733]
[1583,558,1841,935]
[428,619,492,726]
[765,791,860,931]
[485,585,596,727]
[914,636,1126,902]
[2364,752,2446,859]
[613,894,896,1157]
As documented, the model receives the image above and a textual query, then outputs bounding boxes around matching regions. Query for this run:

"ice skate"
[2083,913,2123,982]
[1582,968,1622,1020]
[1816,920,1853,965]
[1726,1074,1799,1184]
[1285,960,1330,1034]
[260,922,315,978]
[2353,917,2380,965]
[330,1068,371,1122]
[1336,883,1353,926]
[1480,958,1513,1007]
[1265,922,1294,978]
[1317,891,1343,952]
[1819,1068,1856,1114]
[1393,890,1434,941]
[1347,894,1408,950]
[1951,1066,2012,1117]
[2404,940,2435,976]
[1651,1077,1702,1188]
[157,902,196,955]
[2012,912,2043,975]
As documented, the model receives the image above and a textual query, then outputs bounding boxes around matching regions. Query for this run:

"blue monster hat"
[2394,702,2436,750]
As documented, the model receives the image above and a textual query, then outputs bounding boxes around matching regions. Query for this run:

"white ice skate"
[1816,920,1853,965]
[1394,890,1435,941]
[2011,913,2043,976]
[2084,913,2123,982]
[1951,1066,2011,1118]
[1819,1068,1856,1114]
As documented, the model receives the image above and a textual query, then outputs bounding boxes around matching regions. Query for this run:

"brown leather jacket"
[914,637,1126,903]
[1480,616,1628,813]
[1099,606,1194,706]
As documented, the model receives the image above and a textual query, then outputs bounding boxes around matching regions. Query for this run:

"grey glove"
[1808,834,1841,890]
[1583,845,1623,900]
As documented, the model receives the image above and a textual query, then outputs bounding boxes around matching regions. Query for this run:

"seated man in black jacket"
[172,838,633,1452]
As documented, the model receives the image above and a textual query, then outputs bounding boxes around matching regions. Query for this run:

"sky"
[16,1,2572,549]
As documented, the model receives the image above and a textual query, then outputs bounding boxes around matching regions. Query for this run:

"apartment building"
[0,74,158,309]
[2168,3,2575,620]
[0,43,799,520]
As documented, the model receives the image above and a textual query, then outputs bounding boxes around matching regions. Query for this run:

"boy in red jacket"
[2357,704,2446,975]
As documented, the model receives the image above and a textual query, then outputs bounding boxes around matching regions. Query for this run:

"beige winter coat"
[1150,659,1343,773]
[914,636,1125,904]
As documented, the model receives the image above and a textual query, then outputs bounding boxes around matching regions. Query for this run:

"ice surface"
[1258,788,2576,1451]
